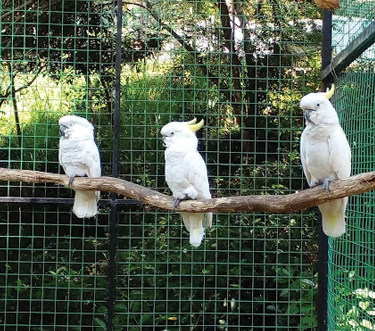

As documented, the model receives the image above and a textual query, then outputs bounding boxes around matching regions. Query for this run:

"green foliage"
[1,1,159,75]
[333,269,375,331]
[0,0,323,329]
[0,204,109,329]
[0,58,320,331]
[118,60,214,187]
[278,268,318,330]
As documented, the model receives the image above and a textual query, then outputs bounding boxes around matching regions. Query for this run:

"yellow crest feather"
[188,119,204,132]
[184,118,197,125]
[325,84,335,99]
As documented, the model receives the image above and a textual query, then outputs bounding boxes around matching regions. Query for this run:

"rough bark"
[0,167,373,214]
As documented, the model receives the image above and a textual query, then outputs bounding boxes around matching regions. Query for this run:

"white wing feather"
[181,149,212,244]
[82,139,101,178]
[328,126,351,179]
[82,139,101,202]
[300,131,312,186]
[183,149,211,199]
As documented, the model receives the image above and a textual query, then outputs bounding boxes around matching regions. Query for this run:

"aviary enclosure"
[0,0,374,330]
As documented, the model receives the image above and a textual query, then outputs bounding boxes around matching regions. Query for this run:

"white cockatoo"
[161,118,213,247]
[59,115,101,218]
[300,84,351,237]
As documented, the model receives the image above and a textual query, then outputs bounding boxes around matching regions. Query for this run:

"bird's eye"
[316,103,320,107]
[170,131,175,135]
[69,123,73,127]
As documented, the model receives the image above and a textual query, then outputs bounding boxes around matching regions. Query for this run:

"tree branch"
[15,65,46,94]
[0,167,373,214]
[1,0,36,20]
[0,64,45,101]
[7,63,22,147]
[122,1,233,101]
[217,0,242,95]
[1,0,62,21]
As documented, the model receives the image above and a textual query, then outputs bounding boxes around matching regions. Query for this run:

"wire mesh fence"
[328,1,375,329]
[0,0,324,330]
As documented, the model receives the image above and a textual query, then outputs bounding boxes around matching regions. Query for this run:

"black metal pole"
[107,203,118,331]
[112,2,122,179]
[107,0,123,330]
[317,9,332,331]
[322,9,333,84]
[317,213,328,330]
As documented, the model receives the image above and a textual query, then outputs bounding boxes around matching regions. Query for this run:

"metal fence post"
[107,0,123,330]
[318,9,333,331]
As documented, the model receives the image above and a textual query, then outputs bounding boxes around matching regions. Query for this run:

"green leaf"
[301,279,315,287]
[114,303,128,312]
[287,303,299,315]
[139,314,153,325]
[96,305,108,314]
[298,316,317,330]
[280,288,289,297]
[266,305,277,312]
[93,318,106,330]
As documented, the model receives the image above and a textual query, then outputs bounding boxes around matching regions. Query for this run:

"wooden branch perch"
[0,167,374,213]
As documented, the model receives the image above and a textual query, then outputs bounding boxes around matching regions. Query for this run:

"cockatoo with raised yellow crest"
[161,118,213,247]
[59,115,101,218]
[300,84,351,237]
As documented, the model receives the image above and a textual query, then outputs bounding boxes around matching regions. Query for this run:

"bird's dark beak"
[304,111,310,122]
[304,109,315,123]
[59,124,68,137]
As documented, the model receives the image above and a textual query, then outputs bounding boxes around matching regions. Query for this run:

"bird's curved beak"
[59,124,69,137]
[304,111,311,122]
[304,109,315,123]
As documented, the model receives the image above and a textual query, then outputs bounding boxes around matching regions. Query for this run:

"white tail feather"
[181,212,205,247]
[319,197,347,237]
[73,190,99,218]
[189,228,204,247]
[206,212,213,228]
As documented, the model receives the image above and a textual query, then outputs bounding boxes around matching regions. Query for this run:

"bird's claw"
[173,198,181,209]
[173,196,193,208]
[323,178,331,192]
[68,175,75,188]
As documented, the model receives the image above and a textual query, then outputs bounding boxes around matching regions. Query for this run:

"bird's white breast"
[303,124,337,183]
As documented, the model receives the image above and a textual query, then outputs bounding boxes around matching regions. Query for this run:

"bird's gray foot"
[173,196,192,209]
[173,198,181,209]
[68,175,76,188]
[323,177,331,192]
